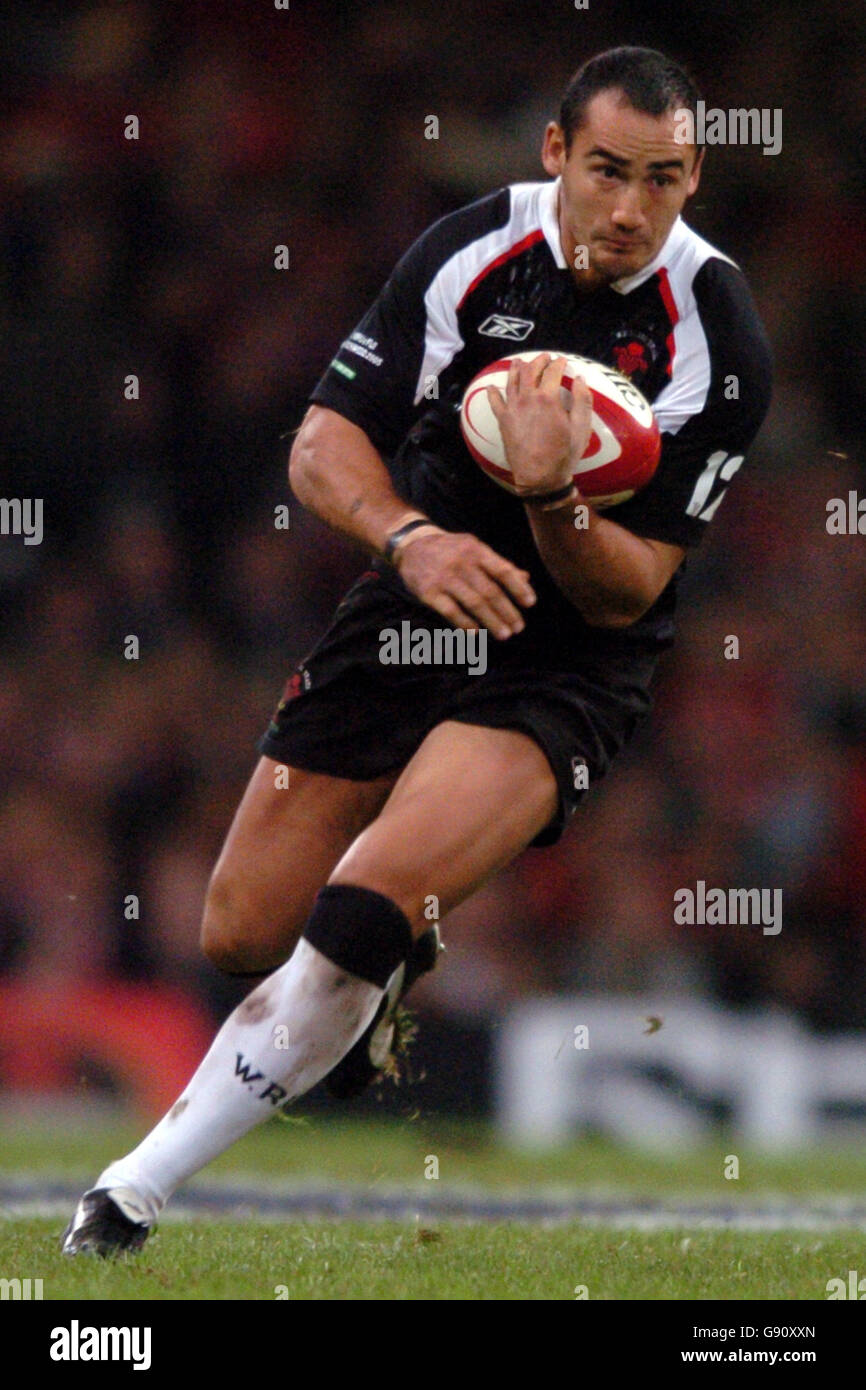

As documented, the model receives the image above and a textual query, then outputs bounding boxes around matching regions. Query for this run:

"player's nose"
[611,184,645,228]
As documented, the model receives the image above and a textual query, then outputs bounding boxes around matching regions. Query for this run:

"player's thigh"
[328,720,558,929]
[202,756,398,970]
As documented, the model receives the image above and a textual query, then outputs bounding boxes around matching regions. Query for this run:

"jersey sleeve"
[308,189,510,461]
[613,258,773,548]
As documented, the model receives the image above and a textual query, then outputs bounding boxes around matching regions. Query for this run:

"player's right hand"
[394,530,536,639]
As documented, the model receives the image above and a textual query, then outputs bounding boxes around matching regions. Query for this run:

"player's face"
[542,90,703,289]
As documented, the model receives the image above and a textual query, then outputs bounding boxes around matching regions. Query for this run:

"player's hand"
[394,529,536,639]
[487,354,594,496]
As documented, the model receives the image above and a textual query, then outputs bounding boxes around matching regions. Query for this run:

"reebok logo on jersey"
[478,314,535,342]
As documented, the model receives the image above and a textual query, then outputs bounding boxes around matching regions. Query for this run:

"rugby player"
[63,46,772,1255]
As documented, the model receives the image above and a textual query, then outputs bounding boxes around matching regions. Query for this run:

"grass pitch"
[2,1218,857,1300]
[2,1112,865,1300]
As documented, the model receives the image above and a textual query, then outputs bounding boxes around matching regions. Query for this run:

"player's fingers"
[527,352,552,388]
[570,372,592,405]
[448,576,525,639]
[539,355,567,396]
[427,591,488,634]
[506,355,526,400]
[486,384,506,420]
[478,549,537,607]
[568,374,593,450]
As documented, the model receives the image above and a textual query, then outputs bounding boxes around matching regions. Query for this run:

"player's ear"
[686,146,704,197]
[541,121,567,177]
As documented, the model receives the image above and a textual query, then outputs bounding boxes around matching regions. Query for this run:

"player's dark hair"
[559,47,701,150]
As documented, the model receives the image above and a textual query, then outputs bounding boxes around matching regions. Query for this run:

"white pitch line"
[4,1181,866,1230]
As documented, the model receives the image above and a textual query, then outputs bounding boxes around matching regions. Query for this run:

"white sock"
[95,939,383,1217]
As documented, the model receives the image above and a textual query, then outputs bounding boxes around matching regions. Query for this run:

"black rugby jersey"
[309,178,772,664]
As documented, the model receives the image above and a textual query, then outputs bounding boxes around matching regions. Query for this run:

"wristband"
[522,481,578,512]
[384,518,436,562]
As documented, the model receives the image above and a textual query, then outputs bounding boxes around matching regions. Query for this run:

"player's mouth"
[598,236,643,252]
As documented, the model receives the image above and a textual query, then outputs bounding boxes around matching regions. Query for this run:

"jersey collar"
[541,177,687,292]
[540,177,569,269]
[609,216,688,294]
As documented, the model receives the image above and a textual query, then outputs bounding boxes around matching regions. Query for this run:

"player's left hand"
[487,354,593,497]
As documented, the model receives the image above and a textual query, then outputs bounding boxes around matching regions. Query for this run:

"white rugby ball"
[459,351,661,507]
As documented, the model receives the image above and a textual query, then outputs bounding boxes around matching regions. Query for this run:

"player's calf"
[61,883,415,1256]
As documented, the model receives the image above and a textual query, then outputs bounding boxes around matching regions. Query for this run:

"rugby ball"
[459,351,661,507]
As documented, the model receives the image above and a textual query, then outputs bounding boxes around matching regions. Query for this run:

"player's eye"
[650,174,675,188]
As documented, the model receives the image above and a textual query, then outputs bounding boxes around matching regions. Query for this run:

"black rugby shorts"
[258,566,655,847]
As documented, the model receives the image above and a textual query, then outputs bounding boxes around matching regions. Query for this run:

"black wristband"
[521,481,576,507]
[384,519,433,562]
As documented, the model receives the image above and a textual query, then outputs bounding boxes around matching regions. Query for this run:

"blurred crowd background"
[2,0,865,1116]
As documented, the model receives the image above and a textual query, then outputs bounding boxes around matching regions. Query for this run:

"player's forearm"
[289,405,429,556]
[525,497,664,627]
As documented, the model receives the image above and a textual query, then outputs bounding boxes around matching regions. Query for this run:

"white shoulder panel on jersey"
[413,181,560,404]
[642,219,739,437]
